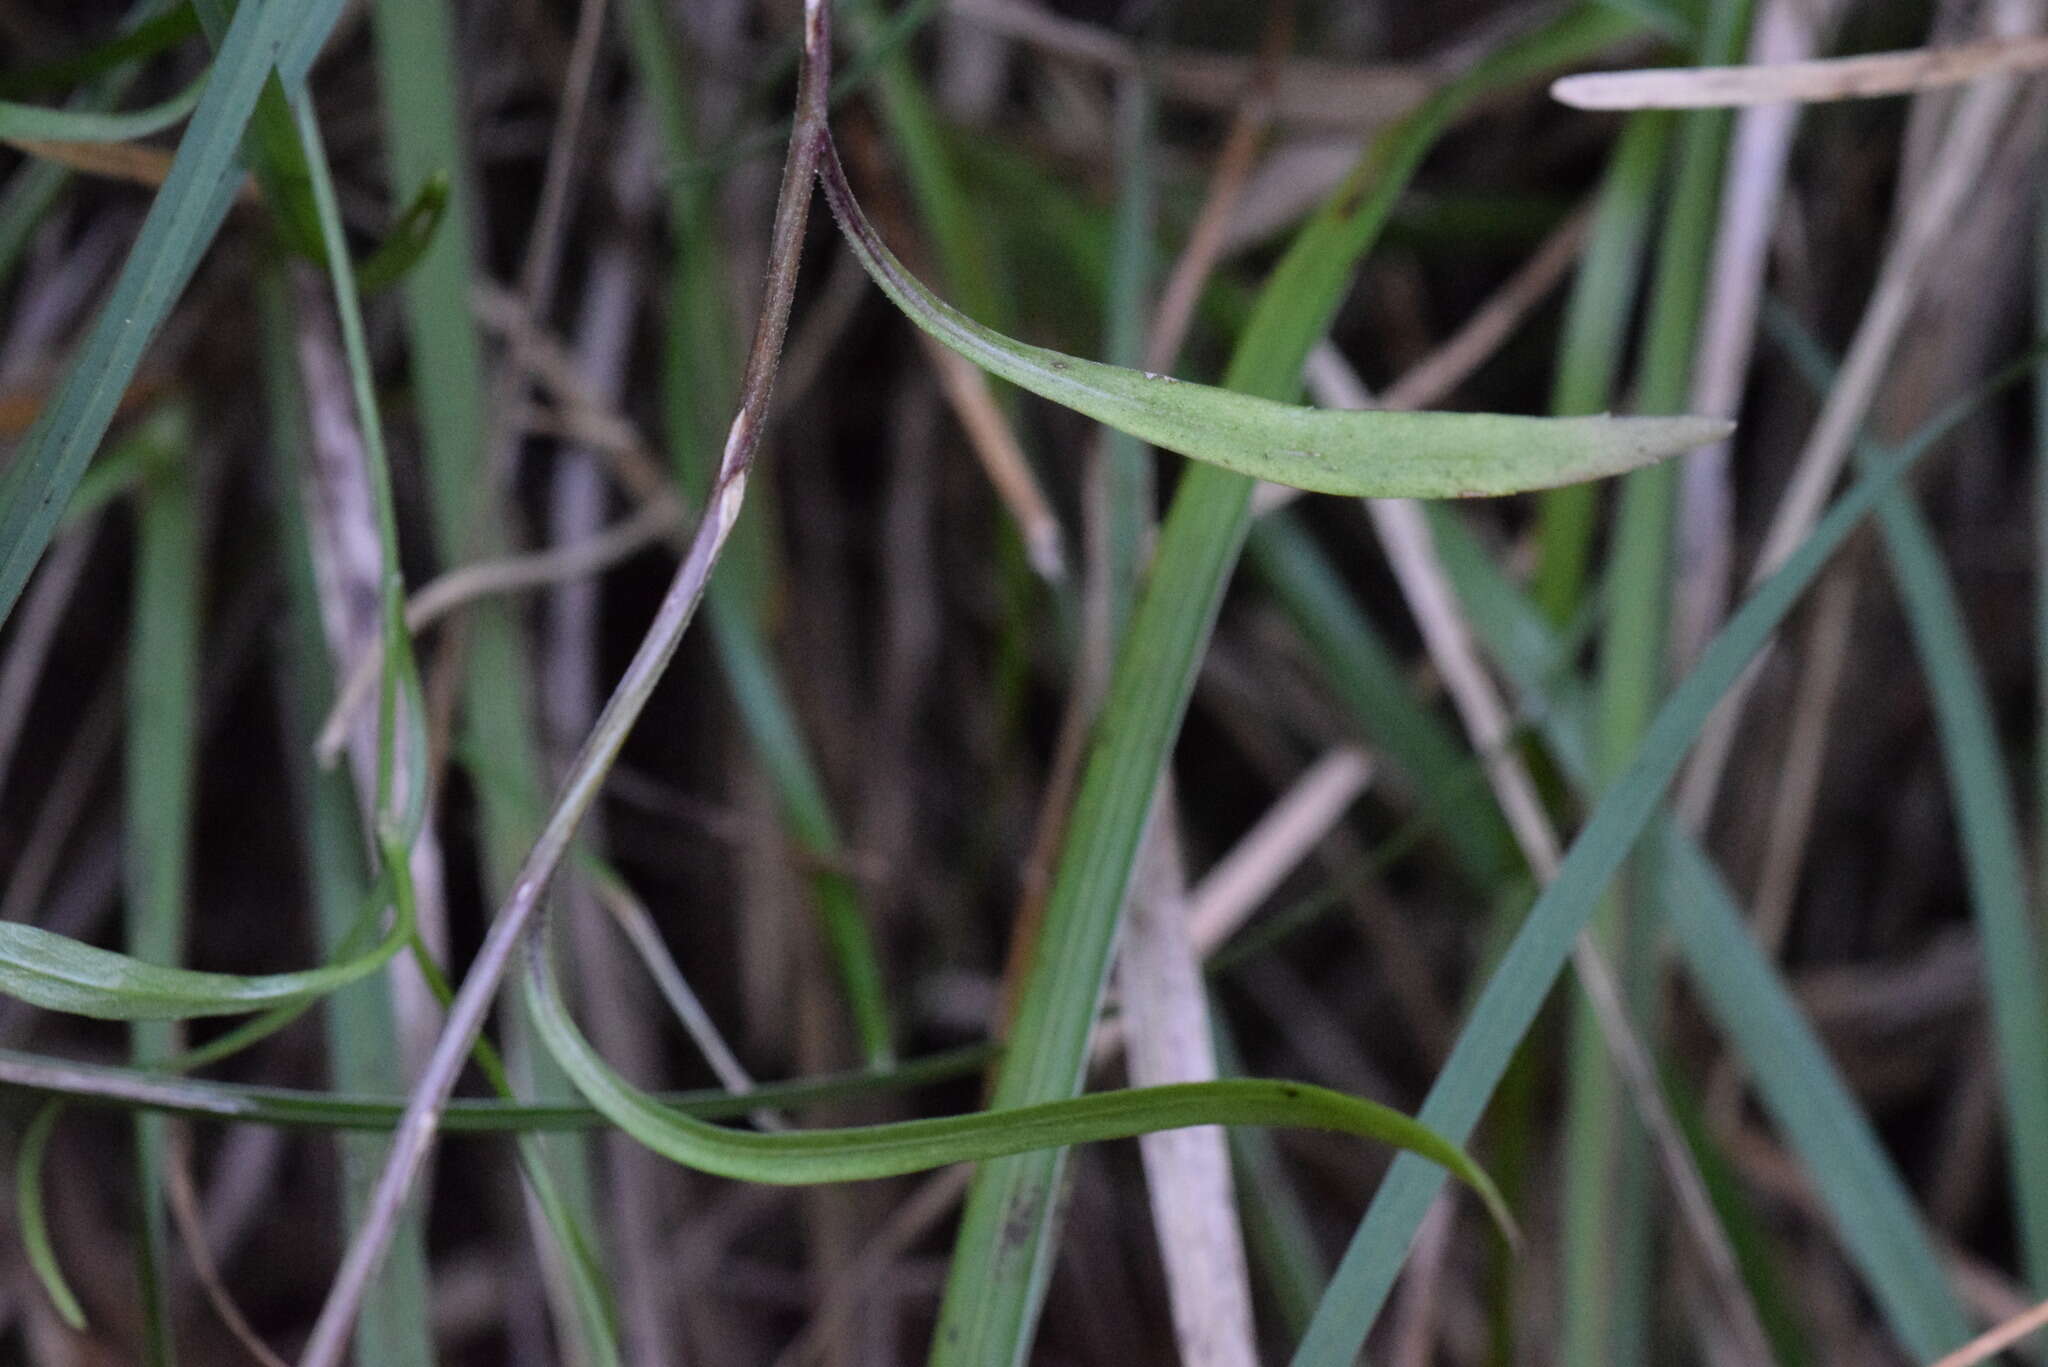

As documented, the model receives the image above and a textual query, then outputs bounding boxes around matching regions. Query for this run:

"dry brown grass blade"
[314,499,680,766]
[1554,31,2048,110]
[1929,1296,2048,1367]
[1124,808,1257,1367]
[2,136,257,200]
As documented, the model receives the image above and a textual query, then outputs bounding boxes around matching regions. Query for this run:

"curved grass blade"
[0,1042,997,1132]
[522,933,1513,1235]
[352,171,447,294]
[0,70,205,145]
[1290,354,2042,1365]
[818,136,1729,500]
[0,883,411,1021]
[15,1101,87,1329]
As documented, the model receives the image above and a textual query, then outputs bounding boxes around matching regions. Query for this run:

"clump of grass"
[2,3,2045,1364]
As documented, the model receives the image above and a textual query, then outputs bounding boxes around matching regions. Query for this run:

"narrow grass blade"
[0,71,205,144]
[1533,110,1670,620]
[822,139,1727,499]
[934,11,1654,1363]
[1248,514,1521,891]
[125,413,200,1366]
[0,1042,997,1132]
[1566,7,1747,1355]
[0,885,412,1020]
[0,0,345,624]
[1429,491,1972,1357]
[523,931,1513,1233]
[15,1101,88,1329]
[1289,351,2030,1366]
[1769,309,2048,1290]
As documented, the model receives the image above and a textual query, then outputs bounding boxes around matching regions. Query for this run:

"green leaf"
[522,933,1515,1235]
[15,1102,87,1330]
[818,136,1730,500]
[0,880,411,1021]
[352,170,448,294]
[0,70,206,144]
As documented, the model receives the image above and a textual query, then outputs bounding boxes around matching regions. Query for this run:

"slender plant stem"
[295,3,837,1360]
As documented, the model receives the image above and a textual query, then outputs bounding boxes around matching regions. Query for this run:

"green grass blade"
[1767,310,2048,1290]
[933,12,1652,1363]
[821,139,1727,499]
[1654,840,1970,1356]
[0,890,412,1020]
[15,1101,88,1329]
[0,69,205,143]
[523,931,1512,1233]
[352,172,448,294]
[125,412,200,1366]
[1566,8,1746,1355]
[1434,479,1984,1356]
[0,0,344,624]
[1427,444,1976,1361]
[1533,111,1670,621]
[0,1042,997,1132]
[1288,349,2028,1366]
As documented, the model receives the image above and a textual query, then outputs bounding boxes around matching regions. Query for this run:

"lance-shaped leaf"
[523,933,1515,1237]
[0,878,410,1021]
[0,70,206,145]
[817,134,1730,500]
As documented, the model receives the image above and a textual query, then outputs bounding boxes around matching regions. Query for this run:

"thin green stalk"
[290,82,618,1363]
[1564,9,1746,1357]
[1532,111,1671,622]
[125,410,198,1366]
[931,13,1643,1363]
